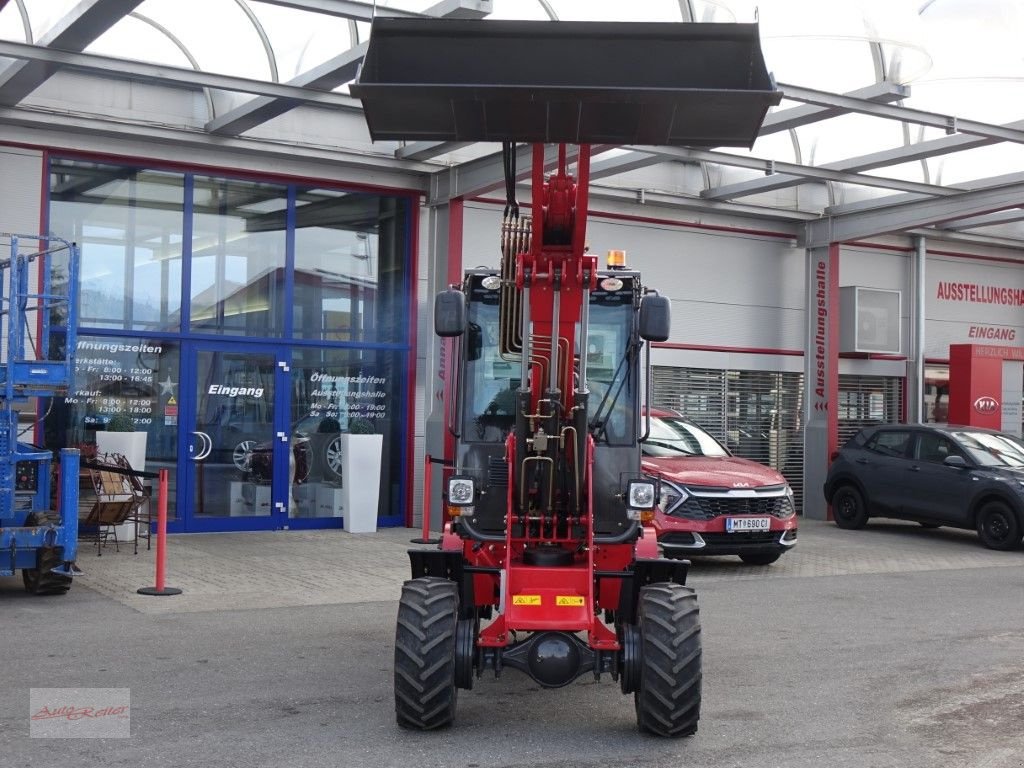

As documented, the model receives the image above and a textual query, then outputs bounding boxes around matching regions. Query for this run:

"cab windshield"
[460,275,636,445]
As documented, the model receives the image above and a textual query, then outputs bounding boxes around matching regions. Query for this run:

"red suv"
[643,410,798,565]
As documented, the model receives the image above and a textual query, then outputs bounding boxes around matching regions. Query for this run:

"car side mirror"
[943,455,968,468]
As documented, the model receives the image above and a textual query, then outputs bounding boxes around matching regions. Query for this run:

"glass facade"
[46,157,414,531]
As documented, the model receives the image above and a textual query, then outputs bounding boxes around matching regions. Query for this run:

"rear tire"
[976,501,1022,551]
[394,577,459,730]
[831,485,868,530]
[22,547,72,596]
[739,551,781,566]
[634,583,702,738]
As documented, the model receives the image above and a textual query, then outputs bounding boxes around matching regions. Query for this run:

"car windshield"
[642,416,729,458]
[950,430,1024,468]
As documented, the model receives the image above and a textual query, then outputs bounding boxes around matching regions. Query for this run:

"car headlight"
[447,476,475,507]
[659,481,689,515]
[626,479,656,510]
[777,485,796,519]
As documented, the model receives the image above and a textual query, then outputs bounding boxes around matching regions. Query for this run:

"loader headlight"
[626,479,656,510]
[447,476,475,506]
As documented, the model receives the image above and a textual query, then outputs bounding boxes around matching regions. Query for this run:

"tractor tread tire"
[634,583,702,738]
[394,576,459,730]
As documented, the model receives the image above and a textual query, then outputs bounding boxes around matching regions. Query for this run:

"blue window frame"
[46,157,415,532]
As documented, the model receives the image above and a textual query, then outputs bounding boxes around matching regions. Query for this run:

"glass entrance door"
[180,343,290,531]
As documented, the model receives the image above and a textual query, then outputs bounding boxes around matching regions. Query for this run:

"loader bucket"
[350,19,781,148]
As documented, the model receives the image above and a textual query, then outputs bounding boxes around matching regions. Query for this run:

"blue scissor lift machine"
[0,233,82,595]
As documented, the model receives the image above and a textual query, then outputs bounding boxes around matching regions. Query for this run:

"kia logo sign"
[974,396,999,414]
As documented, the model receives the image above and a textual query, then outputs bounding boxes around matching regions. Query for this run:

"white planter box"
[339,434,382,533]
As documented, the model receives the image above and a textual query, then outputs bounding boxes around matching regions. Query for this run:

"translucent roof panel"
[248,2,356,82]
[90,0,278,81]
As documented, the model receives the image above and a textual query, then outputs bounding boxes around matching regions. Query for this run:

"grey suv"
[824,424,1024,550]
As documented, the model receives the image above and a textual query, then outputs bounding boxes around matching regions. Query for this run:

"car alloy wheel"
[233,440,257,472]
[324,436,343,482]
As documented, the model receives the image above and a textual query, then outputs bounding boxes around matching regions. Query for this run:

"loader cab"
[443,269,645,537]
[452,270,641,445]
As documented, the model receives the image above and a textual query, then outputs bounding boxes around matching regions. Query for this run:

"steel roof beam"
[209,1,489,136]
[825,171,1024,216]
[426,145,619,205]
[207,0,489,135]
[760,81,909,133]
[0,0,144,106]
[206,43,368,134]
[640,146,958,198]
[582,82,910,185]
[800,182,1024,247]
[938,208,1024,231]
[395,141,473,160]
[257,0,491,21]
[705,90,1024,203]
[0,40,362,110]
[703,121,1024,202]
[779,82,1024,144]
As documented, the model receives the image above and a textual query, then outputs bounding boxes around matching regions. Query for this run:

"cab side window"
[866,430,911,458]
[915,432,960,463]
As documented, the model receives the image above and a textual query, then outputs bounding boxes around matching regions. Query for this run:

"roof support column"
[803,244,840,520]
[422,198,463,532]
[909,236,927,423]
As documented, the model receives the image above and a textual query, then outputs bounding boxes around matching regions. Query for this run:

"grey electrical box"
[839,286,901,354]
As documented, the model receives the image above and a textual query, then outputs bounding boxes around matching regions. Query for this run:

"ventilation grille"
[651,366,805,512]
[837,374,905,446]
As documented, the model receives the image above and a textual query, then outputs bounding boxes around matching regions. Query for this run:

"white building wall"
[0,146,42,235]
[0,147,44,369]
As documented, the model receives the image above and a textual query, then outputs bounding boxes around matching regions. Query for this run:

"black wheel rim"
[836,495,857,520]
[983,510,1010,543]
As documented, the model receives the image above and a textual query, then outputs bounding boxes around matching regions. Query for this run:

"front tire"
[634,583,702,738]
[976,501,1022,551]
[831,485,869,530]
[394,577,459,730]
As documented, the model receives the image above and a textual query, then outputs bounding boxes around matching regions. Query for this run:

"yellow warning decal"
[512,595,541,606]
[556,596,585,607]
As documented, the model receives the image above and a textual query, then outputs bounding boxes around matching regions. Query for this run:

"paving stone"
[74,519,1022,616]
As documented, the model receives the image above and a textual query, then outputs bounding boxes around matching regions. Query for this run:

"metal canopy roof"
[2,0,1024,251]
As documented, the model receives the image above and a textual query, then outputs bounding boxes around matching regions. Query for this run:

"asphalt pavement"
[2,519,1023,768]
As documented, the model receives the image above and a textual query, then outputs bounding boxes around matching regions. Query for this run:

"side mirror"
[943,455,968,468]
[639,294,670,342]
[434,288,466,337]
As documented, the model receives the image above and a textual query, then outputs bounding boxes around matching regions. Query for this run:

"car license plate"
[726,517,771,533]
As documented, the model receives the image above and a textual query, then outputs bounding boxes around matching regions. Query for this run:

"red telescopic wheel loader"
[351,18,780,737]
